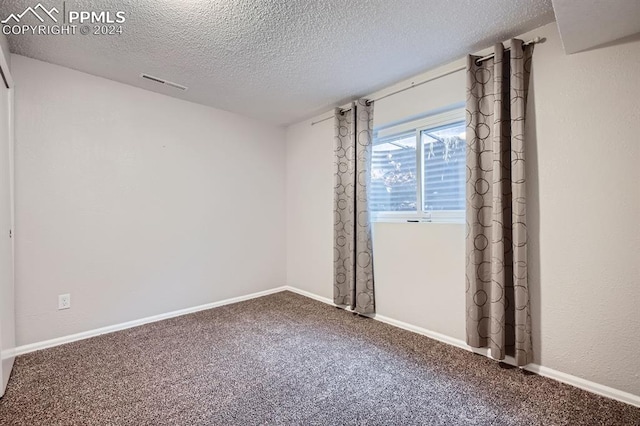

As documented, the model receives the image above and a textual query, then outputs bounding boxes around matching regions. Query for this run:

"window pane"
[421,122,466,211]
[370,134,417,212]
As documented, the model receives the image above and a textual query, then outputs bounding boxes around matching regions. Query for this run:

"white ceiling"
[1,1,555,125]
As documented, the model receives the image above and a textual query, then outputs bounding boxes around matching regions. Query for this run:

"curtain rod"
[310,36,542,126]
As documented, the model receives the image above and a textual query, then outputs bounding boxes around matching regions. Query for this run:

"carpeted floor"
[0,291,638,425]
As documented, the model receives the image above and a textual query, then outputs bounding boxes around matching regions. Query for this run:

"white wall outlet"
[58,294,71,310]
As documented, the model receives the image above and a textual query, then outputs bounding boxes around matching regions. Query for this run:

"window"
[370,109,466,223]
[370,133,417,212]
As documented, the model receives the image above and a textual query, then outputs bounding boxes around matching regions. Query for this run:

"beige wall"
[285,22,640,396]
[13,55,287,346]
[285,118,334,299]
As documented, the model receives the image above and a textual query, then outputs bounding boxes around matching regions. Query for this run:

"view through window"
[370,116,466,222]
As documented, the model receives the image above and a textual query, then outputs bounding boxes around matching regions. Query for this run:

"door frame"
[0,44,15,397]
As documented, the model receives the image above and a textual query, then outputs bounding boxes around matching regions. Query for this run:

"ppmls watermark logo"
[2,2,126,36]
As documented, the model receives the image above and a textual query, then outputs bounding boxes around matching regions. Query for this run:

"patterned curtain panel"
[465,39,533,366]
[334,99,375,314]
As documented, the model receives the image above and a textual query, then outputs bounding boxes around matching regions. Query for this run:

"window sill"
[372,219,465,225]
[370,212,465,224]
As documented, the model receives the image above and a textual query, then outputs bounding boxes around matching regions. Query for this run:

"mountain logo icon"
[2,3,59,24]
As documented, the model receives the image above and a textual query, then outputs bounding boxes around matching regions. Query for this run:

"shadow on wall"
[525,61,542,365]
[580,31,640,54]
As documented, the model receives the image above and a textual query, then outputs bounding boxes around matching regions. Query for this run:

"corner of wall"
[0,32,10,71]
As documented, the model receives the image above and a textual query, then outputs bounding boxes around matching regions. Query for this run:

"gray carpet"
[0,291,638,425]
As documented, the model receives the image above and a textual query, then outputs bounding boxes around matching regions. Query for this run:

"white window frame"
[371,108,466,224]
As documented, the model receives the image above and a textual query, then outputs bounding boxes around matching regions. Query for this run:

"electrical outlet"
[58,294,71,310]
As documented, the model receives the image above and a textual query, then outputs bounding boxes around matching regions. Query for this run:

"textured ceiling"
[1,0,555,125]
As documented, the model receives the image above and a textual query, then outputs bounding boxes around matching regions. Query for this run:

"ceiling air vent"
[140,73,188,91]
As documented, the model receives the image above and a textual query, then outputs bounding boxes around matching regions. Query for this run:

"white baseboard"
[9,286,288,358]
[7,284,639,408]
[283,286,334,305]
[283,286,640,408]
[525,364,640,408]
